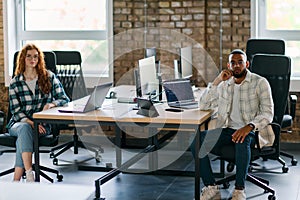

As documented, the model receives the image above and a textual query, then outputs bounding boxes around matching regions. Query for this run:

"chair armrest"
[255,122,281,151]
[289,94,297,120]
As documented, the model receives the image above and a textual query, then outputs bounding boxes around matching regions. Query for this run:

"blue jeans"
[190,128,255,188]
[8,122,51,168]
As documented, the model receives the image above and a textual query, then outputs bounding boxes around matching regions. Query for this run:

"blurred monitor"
[145,47,157,60]
[138,56,159,97]
[145,47,160,75]
[179,46,193,79]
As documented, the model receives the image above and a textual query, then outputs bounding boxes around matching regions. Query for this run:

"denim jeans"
[8,122,51,168]
[190,128,255,188]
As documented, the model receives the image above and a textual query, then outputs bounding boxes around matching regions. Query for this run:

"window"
[252,0,300,91]
[3,0,113,88]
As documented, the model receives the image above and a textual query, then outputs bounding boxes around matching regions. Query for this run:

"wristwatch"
[248,123,255,131]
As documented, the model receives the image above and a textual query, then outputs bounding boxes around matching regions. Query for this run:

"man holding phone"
[191,49,274,200]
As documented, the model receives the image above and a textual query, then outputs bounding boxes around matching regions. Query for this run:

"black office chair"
[246,39,298,166]
[246,39,285,65]
[0,51,63,183]
[49,50,103,165]
[249,54,295,172]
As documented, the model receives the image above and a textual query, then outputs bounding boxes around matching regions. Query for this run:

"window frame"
[251,0,300,92]
[3,0,113,88]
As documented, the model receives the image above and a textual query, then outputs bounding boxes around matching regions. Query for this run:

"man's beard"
[233,68,247,78]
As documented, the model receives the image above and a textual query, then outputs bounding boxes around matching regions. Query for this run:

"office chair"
[49,51,103,165]
[250,53,294,173]
[246,38,297,166]
[0,51,63,183]
[246,39,285,65]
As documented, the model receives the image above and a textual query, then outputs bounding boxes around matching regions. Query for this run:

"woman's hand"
[43,103,56,111]
[26,119,46,134]
[38,124,47,134]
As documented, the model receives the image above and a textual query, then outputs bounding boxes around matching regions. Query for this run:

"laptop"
[58,82,113,113]
[163,79,198,109]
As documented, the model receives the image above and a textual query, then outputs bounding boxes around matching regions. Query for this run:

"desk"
[33,85,213,200]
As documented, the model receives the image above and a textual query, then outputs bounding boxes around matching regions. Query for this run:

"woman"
[7,44,70,182]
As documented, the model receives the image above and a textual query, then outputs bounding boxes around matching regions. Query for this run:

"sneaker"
[25,170,35,183]
[200,185,221,200]
[232,189,246,200]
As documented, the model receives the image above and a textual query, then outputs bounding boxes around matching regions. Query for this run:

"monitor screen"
[145,47,157,60]
[138,56,159,96]
[179,46,193,79]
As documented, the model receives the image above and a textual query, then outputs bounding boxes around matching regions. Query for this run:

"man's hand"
[232,125,253,143]
[213,69,233,86]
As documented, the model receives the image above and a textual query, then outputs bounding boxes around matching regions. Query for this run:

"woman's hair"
[15,43,51,94]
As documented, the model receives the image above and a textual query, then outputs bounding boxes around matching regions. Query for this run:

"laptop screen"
[163,79,194,103]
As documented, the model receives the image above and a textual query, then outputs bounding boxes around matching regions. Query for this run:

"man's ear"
[245,60,250,69]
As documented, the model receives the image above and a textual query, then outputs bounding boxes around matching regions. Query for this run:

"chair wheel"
[57,174,63,182]
[53,158,58,165]
[95,154,102,163]
[226,162,235,172]
[49,151,54,158]
[268,194,276,200]
[291,159,297,166]
[282,165,289,173]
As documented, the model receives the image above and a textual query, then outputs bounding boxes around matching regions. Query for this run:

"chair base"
[215,173,276,199]
[50,134,103,165]
[280,151,298,166]
[0,164,63,183]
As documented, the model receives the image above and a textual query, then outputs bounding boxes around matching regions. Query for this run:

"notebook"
[58,82,113,113]
[163,79,198,109]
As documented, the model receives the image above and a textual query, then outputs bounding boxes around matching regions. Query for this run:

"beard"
[233,68,247,78]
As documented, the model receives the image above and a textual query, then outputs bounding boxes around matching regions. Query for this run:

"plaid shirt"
[200,70,274,147]
[7,70,70,129]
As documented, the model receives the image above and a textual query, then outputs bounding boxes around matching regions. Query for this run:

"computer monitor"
[179,46,193,79]
[138,56,159,97]
[145,47,157,60]
[145,47,160,75]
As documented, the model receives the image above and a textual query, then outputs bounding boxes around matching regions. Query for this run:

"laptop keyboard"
[170,101,198,109]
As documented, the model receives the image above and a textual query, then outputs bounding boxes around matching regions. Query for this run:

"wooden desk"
[33,86,212,200]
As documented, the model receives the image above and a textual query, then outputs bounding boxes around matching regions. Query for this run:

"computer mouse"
[165,108,183,112]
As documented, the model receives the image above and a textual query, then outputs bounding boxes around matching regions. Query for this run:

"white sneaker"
[200,185,221,200]
[25,170,35,183]
[232,189,246,200]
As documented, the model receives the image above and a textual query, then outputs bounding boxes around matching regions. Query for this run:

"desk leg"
[34,121,40,182]
[115,126,122,168]
[195,127,200,200]
[148,128,158,171]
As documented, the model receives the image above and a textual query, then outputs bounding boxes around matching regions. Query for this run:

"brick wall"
[0,0,299,137]
[0,0,9,120]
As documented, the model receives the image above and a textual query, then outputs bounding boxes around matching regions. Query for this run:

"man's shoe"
[200,185,221,200]
[25,170,35,183]
[232,189,246,200]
